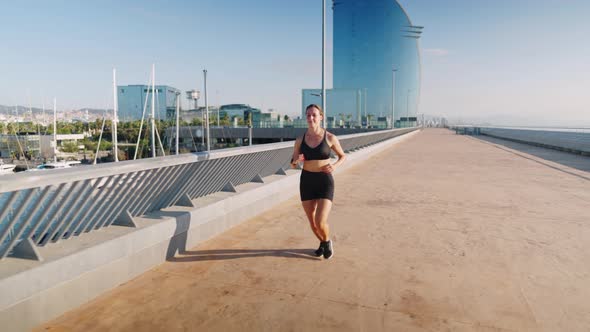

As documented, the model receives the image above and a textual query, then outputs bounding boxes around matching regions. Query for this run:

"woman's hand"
[291,154,305,168]
[320,163,334,174]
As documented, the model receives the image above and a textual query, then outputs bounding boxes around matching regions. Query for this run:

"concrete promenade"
[36,129,590,331]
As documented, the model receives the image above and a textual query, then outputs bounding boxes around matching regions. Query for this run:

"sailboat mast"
[175,92,180,155]
[151,64,156,158]
[94,114,106,165]
[203,69,210,152]
[53,98,57,163]
[14,105,19,132]
[112,68,119,162]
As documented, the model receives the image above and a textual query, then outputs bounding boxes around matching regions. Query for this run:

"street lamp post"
[186,89,201,149]
[321,0,326,128]
[406,89,412,128]
[364,88,367,128]
[392,69,397,129]
[248,112,252,146]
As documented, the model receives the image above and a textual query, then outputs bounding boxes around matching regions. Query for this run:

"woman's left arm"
[322,133,346,173]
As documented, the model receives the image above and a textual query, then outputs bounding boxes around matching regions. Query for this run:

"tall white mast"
[392,69,397,129]
[175,92,180,155]
[112,68,119,162]
[53,98,57,163]
[14,105,19,132]
[151,64,156,158]
[203,69,210,152]
[216,90,220,127]
[94,114,106,165]
[28,92,33,124]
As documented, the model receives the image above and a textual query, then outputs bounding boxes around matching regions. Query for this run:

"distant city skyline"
[1,0,589,127]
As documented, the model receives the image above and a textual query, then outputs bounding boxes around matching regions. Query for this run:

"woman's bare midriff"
[303,159,331,172]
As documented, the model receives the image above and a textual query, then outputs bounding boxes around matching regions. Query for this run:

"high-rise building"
[117,85,181,122]
[302,0,421,128]
[333,0,421,127]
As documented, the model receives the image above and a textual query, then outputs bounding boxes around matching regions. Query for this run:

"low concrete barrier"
[480,127,590,155]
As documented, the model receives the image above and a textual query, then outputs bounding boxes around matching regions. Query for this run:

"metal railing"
[0,128,417,261]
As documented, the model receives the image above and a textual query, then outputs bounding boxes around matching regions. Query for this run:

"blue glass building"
[332,0,421,127]
[117,85,180,122]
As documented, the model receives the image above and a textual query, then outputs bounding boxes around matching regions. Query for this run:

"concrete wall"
[0,129,420,331]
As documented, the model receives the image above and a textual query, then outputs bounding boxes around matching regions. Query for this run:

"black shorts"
[300,169,334,201]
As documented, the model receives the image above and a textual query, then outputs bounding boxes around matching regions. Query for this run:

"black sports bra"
[300,130,331,160]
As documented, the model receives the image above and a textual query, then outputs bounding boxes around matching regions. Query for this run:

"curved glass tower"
[333,0,421,127]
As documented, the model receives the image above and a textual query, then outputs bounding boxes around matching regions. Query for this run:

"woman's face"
[306,107,323,127]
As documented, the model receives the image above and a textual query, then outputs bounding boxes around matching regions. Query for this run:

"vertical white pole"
[392,69,397,129]
[203,70,210,152]
[248,112,252,146]
[53,98,57,163]
[176,93,180,155]
[197,96,203,147]
[356,90,361,124]
[151,64,156,158]
[364,88,367,128]
[14,105,19,132]
[321,0,326,128]
[112,68,119,161]
[94,116,106,165]
[405,90,410,127]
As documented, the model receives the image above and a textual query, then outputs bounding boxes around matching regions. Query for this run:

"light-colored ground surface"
[476,134,590,173]
[36,129,590,332]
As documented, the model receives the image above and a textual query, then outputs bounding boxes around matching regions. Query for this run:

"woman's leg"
[302,200,322,241]
[314,199,333,242]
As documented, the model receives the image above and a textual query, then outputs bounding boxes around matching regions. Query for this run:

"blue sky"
[1,0,589,126]
[403,0,590,126]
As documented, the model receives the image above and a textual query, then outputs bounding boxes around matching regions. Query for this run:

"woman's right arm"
[291,137,303,168]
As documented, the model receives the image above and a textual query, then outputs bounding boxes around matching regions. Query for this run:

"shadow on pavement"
[168,248,320,262]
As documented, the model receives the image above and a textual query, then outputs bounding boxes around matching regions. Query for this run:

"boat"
[21,97,84,173]
[0,160,16,175]
[29,160,82,171]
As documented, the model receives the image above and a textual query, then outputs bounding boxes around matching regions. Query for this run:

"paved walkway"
[36,129,590,332]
